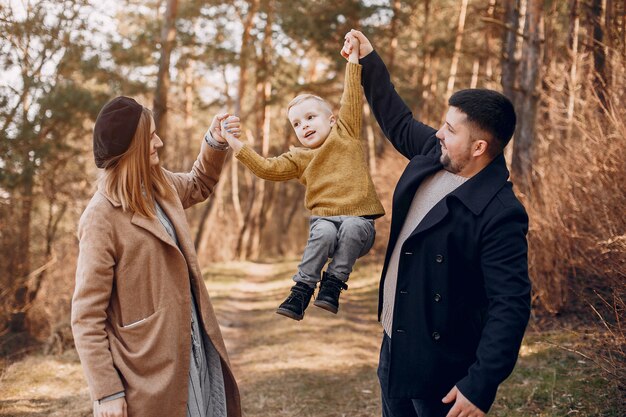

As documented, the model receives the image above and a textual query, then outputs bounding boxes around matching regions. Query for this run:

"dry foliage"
[526,53,626,385]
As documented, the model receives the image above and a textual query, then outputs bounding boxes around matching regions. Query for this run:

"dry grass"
[0,350,91,417]
[1,260,623,416]
[526,59,626,387]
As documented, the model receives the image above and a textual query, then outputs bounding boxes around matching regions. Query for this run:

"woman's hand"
[209,113,233,143]
[94,397,127,417]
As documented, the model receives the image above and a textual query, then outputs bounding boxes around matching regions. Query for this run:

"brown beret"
[93,96,143,168]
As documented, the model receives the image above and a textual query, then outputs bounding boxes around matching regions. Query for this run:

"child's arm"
[347,29,438,160]
[336,34,363,140]
[221,118,301,181]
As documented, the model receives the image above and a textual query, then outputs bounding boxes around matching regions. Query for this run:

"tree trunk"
[182,60,194,170]
[248,81,272,259]
[566,0,580,139]
[195,159,230,251]
[273,117,297,256]
[511,0,543,195]
[387,0,402,73]
[9,168,33,333]
[470,58,480,88]
[237,0,269,260]
[591,0,608,108]
[153,0,179,162]
[501,0,522,103]
[231,0,260,236]
[426,56,441,119]
[235,0,260,117]
[444,0,469,102]
[483,0,497,89]
[418,0,431,104]
[249,0,274,259]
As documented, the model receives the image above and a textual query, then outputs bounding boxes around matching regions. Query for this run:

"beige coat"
[71,141,241,417]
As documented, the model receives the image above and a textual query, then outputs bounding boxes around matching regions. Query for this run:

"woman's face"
[149,117,163,166]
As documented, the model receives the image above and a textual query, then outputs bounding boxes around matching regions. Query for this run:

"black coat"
[361,51,531,413]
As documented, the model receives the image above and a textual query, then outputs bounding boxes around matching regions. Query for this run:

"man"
[341,30,531,417]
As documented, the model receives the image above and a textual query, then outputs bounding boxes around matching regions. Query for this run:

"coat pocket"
[109,304,178,393]
[115,306,167,354]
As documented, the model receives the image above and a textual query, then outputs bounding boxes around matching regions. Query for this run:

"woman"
[71,96,242,417]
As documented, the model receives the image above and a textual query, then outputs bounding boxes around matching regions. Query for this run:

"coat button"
[400,290,408,294]
[432,332,441,341]
[434,293,441,302]
[396,329,405,333]
[435,254,444,263]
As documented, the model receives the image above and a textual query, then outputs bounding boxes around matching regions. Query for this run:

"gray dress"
[155,201,227,417]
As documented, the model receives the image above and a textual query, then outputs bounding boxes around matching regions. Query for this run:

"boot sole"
[276,308,304,321]
[314,300,338,314]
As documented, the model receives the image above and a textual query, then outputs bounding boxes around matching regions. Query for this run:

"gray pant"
[293,215,376,287]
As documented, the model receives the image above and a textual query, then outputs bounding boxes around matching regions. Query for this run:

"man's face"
[288,100,336,149]
[435,106,475,176]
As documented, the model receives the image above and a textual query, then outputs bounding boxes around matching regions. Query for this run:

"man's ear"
[472,140,489,157]
[329,114,337,126]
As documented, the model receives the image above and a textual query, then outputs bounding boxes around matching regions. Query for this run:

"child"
[221,34,385,320]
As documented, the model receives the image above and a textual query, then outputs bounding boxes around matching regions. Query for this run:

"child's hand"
[346,34,360,63]
[341,29,374,60]
[221,115,242,138]
[221,116,244,152]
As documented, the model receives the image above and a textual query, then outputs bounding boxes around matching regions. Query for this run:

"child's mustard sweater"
[234,63,385,218]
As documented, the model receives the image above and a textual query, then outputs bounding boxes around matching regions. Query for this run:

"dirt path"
[204,260,383,417]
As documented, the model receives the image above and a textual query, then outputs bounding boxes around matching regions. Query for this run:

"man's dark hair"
[448,89,516,156]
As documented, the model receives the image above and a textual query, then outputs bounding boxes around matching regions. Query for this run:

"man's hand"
[94,397,127,417]
[341,29,374,60]
[442,386,485,417]
[220,116,244,152]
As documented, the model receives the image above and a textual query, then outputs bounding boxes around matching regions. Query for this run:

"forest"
[0,0,624,415]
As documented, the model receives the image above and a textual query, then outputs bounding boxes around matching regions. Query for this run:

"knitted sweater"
[234,63,385,218]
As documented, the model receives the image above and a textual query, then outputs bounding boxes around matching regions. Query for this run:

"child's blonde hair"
[287,94,333,116]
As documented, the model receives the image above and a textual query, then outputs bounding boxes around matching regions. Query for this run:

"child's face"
[288,100,336,149]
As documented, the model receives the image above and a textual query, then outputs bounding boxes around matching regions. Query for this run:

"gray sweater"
[381,170,468,336]
[155,200,227,417]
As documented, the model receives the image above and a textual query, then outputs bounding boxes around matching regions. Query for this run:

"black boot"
[276,282,315,321]
[314,272,348,314]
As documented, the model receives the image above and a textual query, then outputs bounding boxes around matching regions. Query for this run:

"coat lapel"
[388,155,442,252]
[408,198,450,239]
[131,213,179,249]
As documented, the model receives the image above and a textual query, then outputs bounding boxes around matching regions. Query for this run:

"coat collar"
[405,153,510,241]
[96,181,184,251]
[448,153,510,215]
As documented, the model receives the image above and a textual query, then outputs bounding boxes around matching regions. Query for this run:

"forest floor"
[0,260,622,416]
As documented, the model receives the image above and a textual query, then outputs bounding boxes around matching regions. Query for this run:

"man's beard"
[440,149,471,174]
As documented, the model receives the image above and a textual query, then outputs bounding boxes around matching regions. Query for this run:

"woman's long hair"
[101,107,175,218]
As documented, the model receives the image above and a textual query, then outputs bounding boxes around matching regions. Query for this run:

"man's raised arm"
[342,30,438,160]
